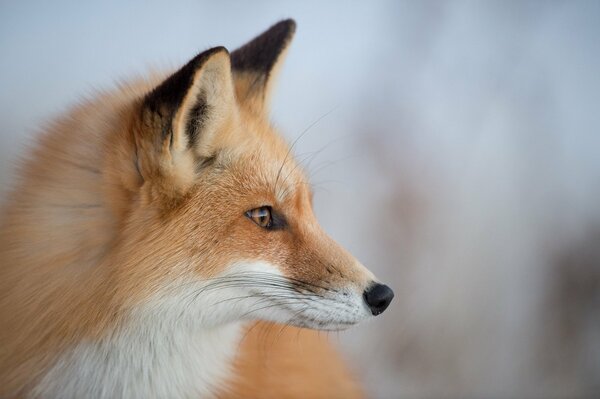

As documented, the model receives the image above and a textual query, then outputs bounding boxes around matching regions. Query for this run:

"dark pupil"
[254,208,270,226]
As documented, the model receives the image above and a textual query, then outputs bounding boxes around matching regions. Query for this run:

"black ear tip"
[263,18,297,43]
[210,46,230,56]
[144,45,232,115]
[231,19,297,73]
[278,18,297,35]
[194,46,230,65]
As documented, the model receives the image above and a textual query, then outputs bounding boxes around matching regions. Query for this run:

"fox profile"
[0,20,394,398]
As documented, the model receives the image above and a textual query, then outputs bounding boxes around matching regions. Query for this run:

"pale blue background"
[2,1,599,397]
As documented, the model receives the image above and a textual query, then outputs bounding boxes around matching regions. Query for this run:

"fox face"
[0,19,393,397]
[106,20,394,332]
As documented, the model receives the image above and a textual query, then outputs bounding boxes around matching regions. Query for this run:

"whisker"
[303,133,354,173]
[239,300,307,319]
[274,106,339,194]
[208,292,323,308]
[308,154,358,180]
[278,134,354,191]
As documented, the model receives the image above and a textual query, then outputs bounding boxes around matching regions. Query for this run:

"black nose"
[363,283,394,315]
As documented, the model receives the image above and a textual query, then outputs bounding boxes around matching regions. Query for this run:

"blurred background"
[1,1,599,398]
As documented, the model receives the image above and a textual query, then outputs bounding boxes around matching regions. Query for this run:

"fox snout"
[265,219,395,326]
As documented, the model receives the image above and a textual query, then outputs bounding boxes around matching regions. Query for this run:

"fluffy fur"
[0,20,386,398]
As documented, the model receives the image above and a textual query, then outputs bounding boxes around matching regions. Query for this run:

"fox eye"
[246,206,272,228]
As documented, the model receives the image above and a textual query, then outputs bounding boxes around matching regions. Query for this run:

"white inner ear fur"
[173,51,238,159]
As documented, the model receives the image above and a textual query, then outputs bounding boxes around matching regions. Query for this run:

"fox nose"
[363,283,394,315]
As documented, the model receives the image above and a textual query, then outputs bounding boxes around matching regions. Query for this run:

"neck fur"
[33,303,244,398]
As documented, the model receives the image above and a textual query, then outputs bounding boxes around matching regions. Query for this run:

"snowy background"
[2,1,600,398]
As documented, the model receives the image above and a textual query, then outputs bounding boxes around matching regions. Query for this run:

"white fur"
[32,260,371,398]
[31,321,242,399]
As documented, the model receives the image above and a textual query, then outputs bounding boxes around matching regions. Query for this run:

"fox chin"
[0,19,394,398]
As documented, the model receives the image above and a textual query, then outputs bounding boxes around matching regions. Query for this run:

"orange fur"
[0,20,389,398]
[220,322,363,399]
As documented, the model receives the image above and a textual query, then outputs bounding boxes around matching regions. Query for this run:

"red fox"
[0,20,393,398]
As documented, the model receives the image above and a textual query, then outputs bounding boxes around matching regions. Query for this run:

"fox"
[0,20,394,398]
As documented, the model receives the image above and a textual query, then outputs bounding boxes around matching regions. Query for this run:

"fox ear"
[138,47,236,193]
[231,19,296,115]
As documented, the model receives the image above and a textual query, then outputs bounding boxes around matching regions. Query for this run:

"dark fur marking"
[231,19,296,77]
[144,46,227,144]
[186,92,210,149]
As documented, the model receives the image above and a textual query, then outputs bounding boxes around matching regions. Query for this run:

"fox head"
[109,19,393,331]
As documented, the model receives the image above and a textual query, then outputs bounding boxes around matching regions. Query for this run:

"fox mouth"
[237,276,369,331]
[199,269,370,331]
[260,296,360,331]
[289,314,359,331]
